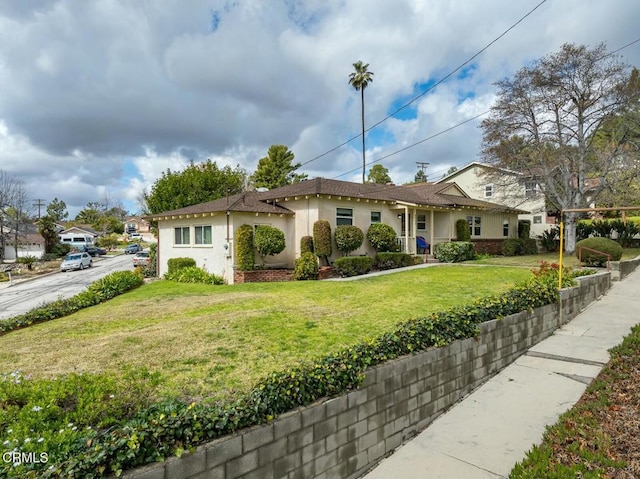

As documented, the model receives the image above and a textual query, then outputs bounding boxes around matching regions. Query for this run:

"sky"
[0,0,638,219]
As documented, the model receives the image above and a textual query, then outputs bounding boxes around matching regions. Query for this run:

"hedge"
[366,223,399,252]
[455,218,470,241]
[313,220,332,265]
[374,252,412,270]
[575,237,623,266]
[0,270,144,335]
[293,252,319,280]
[434,241,475,262]
[333,256,373,277]
[6,269,567,477]
[167,257,196,275]
[235,224,255,271]
[334,225,364,256]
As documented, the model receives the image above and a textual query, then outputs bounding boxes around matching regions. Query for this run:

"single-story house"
[2,226,46,260]
[146,178,528,284]
[58,225,100,248]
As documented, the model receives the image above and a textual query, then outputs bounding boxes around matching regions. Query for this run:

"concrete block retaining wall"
[123,272,611,479]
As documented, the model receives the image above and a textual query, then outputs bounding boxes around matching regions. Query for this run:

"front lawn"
[0,265,531,401]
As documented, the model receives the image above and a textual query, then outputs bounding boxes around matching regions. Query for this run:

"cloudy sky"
[0,0,638,218]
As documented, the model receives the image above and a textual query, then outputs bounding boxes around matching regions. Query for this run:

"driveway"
[0,254,135,320]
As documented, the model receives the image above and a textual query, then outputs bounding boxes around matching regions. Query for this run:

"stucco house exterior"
[147,178,527,284]
[2,226,45,260]
[58,225,100,248]
[436,162,554,237]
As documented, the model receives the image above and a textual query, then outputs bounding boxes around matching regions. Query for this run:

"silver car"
[60,252,93,272]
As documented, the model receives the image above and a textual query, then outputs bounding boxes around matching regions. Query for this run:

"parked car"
[129,233,143,240]
[132,251,150,267]
[80,245,107,257]
[60,252,92,272]
[125,243,142,254]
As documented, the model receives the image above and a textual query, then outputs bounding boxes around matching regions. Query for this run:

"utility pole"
[33,198,45,219]
[416,162,430,182]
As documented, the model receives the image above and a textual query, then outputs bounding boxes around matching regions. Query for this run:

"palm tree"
[348,61,374,184]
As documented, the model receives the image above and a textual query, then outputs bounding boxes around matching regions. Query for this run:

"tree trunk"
[361,88,366,184]
[564,212,578,254]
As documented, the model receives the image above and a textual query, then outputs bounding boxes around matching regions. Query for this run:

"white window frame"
[503,220,509,237]
[336,208,353,226]
[370,211,381,224]
[417,214,426,230]
[174,226,190,246]
[484,184,494,198]
[194,225,213,246]
[466,215,482,237]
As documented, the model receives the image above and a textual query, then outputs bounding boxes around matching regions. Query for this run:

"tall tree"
[367,164,392,184]
[481,43,639,253]
[37,215,59,254]
[348,61,374,184]
[0,171,28,262]
[414,170,427,183]
[46,198,68,222]
[250,145,307,190]
[144,159,247,214]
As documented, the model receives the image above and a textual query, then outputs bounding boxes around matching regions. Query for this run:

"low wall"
[234,269,294,284]
[122,273,611,479]
[471,239,505,255]
[610,255,640,281]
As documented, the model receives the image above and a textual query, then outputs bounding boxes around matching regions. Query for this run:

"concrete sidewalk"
[361,268,640,479]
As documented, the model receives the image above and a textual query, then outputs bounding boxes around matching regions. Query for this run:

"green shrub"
[16,255,38,270]
[576,221,593,241]
[518,220,531,239]
[0,271,144,334]
[610,219,639,247]
[142,243,158,278]
[366,223,400,252]
[522,238,538,255]
[167,257,196,274]
[165,266,224,285]
[333,256,373,277]
[575,237,623,266]
[538,227,559,252]
[434,242,475,262]
[300,236,314,254]
[50,242,71,258]
[41,253,59,261]
[374,252,412,270]
[235,224,255,271]
[334,225,364,256]
[411,255,425,265]
[455,218,471,241]
[254,225,286,266]
[590,219,613,238]
[313,220,332,265]
[293,252,319,280]
[0,272,8,282]
[502,238,523,256]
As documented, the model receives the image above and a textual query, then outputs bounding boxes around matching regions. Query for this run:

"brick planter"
[234,269,294,284]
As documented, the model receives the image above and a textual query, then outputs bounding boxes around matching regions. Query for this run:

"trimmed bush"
[254,225,286,266]
[522,238,538,255]
[610,219,640,247]
[333,256,373,277]
[293,252,319,280]
[455,218,471,241]
[313,220,332,265]
[300,235,314,254]
[434,242,475,263]
[167,257,196,274]
[0,271,144,334]
[366,223,400,252]
[575,237,623,266]
[235,224,255,271]
[518,219,531,239]
[538,227,559,252]
[374,252,412,270]
[334,225,364,256]
[502,238,523,256]
[165,266,224,285]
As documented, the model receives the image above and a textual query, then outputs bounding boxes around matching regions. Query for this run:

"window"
[336,208,353,226]
[370,211,381,224]
[417,214,426,230]
[484,184,494,198]
[194,225,212,245]
[533,216,542,224]
[467,215,481,237]
[524,180,539,198]
[503,220,509,237]
[174,227,190,245]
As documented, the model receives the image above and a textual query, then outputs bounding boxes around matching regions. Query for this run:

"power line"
[297,0,548,171]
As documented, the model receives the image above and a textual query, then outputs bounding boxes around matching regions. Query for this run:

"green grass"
[468,248,640,268]
[0,265,532,401]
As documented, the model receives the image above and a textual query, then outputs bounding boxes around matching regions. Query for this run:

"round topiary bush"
[366,223,399,252]
[254,225,286,266]
[293,252,319,280]
[334,225,364,256]
[575,237,623,266]
[235,224,255,271]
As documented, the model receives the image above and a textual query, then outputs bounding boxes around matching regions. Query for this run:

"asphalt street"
[0,254,135,320]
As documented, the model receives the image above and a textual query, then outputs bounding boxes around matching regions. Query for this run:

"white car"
[60,252,93,272]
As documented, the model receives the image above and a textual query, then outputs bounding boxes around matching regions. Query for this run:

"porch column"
[430,210,435,253]
[411,207,417,254]
[404,205,409,254]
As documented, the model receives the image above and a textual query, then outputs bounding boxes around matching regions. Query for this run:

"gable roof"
[147,178,528,220]
[59,225,100,236]
[435,161,526,184]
